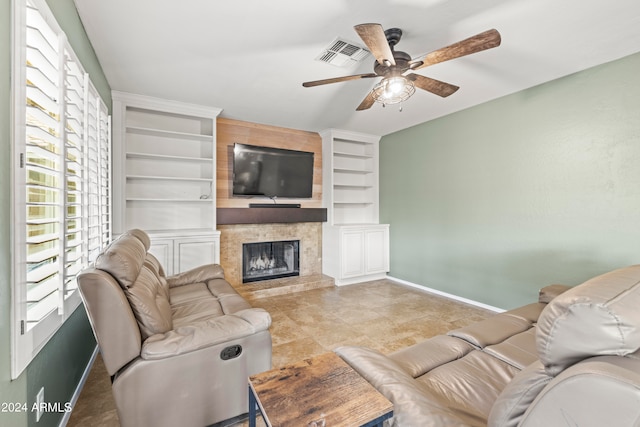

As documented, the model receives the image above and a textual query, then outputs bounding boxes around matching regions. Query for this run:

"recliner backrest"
[488,264,640,427]
[536,264,640,376]
[93,232,173,340]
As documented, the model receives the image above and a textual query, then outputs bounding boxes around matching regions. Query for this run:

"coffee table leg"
[249,386,257,427]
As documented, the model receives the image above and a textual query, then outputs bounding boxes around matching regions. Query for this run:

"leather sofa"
[336,265,640,426]
[78,229,272,427]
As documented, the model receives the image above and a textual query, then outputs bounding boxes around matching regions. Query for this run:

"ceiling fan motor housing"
[374,50,411,76]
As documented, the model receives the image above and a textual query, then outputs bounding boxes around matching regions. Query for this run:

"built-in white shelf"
[126,152,214,163]
[112,91,222,273]
[126,125,213,141]
[125,198,213,202]
[333,151,374,159]
[333,167,374,174]
[126,175,214,182]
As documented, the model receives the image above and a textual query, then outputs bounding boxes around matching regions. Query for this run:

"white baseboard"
[386,275,505,313]
[60,345,99,427]
[334,272,388,286]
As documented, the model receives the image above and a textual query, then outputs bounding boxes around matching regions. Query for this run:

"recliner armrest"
[166,264,225,288]
[140,308,271,360]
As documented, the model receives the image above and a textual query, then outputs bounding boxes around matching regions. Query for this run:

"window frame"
[11,0,111,379]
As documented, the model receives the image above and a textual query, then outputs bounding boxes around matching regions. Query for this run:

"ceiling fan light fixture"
[372,76,415,105]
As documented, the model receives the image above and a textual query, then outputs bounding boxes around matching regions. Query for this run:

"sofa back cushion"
[125,264,173,339]
[536,264,640,376]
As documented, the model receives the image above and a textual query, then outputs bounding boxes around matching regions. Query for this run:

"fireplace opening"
[242,240,300,283]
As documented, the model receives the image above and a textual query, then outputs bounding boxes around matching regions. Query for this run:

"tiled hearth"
[218,222,334,298]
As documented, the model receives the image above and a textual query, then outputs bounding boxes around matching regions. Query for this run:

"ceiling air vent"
[315,37,371,67]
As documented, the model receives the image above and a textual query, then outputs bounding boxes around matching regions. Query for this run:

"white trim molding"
[386,275,505,313]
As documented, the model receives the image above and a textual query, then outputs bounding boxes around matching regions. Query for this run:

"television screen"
[232,143,314,198]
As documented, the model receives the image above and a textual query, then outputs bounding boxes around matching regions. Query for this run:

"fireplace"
[242,240,300,283]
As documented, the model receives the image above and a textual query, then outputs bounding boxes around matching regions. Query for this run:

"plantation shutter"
[63,47,86,299]
[13,0,112,377]
[85,83,111,262]
[24,1,63,327]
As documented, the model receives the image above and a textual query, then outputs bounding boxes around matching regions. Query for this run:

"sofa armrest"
[166,264,225,288]
[140,308,271,360]
[517,356,640,427]
[538,284,572,303]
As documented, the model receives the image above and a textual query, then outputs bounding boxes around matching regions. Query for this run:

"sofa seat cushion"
[336,346,489,427]
[484,328,538,370]
[169,282,212,305]
[416,349,520,422]
[169,280,252,328]
[208,278,252,313]
[141,308,272,360]
[172,298,225,328]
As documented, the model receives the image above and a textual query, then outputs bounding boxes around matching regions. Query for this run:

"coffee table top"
[249,352,393,427]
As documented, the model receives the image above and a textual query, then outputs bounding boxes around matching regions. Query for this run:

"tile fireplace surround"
[218,222,334,298]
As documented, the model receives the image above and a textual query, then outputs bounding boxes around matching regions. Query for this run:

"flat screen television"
[232,143,314,198]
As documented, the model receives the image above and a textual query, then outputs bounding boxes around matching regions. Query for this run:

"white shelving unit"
[112,91,222,273]
[322,129,379,225]
[321,129,389,285]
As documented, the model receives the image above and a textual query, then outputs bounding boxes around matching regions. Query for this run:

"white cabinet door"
[341,229,365,278]
[364,227,389,274]
[147,232,220,275]
[175,237,218,273]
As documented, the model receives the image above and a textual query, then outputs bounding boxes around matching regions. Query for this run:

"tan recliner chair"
[78,229,272,427]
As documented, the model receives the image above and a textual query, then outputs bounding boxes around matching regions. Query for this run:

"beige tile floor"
[67,279,495,427]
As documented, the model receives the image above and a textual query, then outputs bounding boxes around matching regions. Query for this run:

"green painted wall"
[380,52,640,310]
[1,1,110,426]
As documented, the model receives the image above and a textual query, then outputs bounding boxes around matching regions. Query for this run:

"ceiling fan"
[302,24,501,111]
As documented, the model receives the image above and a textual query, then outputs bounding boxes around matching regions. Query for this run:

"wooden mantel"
[217,208,327,225]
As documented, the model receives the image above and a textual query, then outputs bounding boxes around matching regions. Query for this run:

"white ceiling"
[74,0,640,136]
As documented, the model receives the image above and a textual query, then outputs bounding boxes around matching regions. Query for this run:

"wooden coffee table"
[248,352,393,427]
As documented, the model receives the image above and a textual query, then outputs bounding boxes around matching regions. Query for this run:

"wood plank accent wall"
[217,118,323,208]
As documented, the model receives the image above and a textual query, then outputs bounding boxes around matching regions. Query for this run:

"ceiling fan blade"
[302,73,377,87]
[406,74,459,97]
[354,23,396,66]
[412,29,501,70]
[356,90,376,111]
